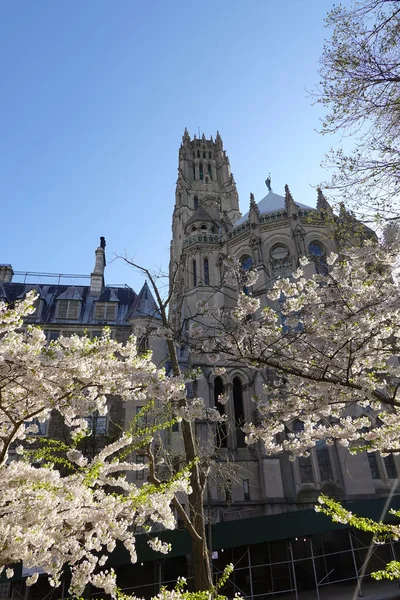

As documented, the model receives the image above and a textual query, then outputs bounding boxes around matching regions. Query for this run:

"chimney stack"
[89,238,106,296]
[0,265,13,283]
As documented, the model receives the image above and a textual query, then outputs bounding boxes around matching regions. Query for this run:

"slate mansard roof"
[0,281,160,326]
[234,190,314,228]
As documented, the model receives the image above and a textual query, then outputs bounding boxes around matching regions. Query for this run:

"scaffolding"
[14,527,400,599]
[85,528,400,600]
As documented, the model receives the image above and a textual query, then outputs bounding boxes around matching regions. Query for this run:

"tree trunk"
[181,417,213,591]
[190,531,213,591]
[141,271,213,592]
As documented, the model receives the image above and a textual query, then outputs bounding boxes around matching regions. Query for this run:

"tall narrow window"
[193,164,196,179]
[203,151,206,158]
[214,377,227,448]
[136,454,145,480]
[199,163,204,180]
[194,196,199,209]
[243,479,250,501]
[204,258,209,285]
[316,441,334,482]
[225,480,232,503]
[233,377,246,447]
[294,421,314,483]
[208,164,212,180]
[241,255,253,296]
[308,241,328,275]
[192,260,197,287]
[208,151,212,159]
[384,454,397,479]
[368,452,380,479]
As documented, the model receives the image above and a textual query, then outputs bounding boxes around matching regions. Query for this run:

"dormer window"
[57,300,80,320]
[95,302,117,321]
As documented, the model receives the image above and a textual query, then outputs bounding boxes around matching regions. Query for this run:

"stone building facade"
[1,130,400,599]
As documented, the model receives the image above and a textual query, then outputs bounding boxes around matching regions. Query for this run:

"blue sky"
[0,0,337,293]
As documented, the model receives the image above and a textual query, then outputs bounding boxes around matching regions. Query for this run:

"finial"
[249,192,260,223]
[202,132,206,141]
[284,184,298,216]
[265,173,272,192]
[183,127,190,142]
[100,236,106,249]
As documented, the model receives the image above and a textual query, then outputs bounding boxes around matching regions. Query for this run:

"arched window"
[192,260,197,287]
[214,377,227,448]
[270,244,292,278]
[241,255,253,271]
[208,164,212,180]
[197,150,200,158]
[199,164,204,180]
[208,151,212,159]
[204,258,209,285]
[203,151,206,159]
[308,241,328,275]
[194,196,199,209]
[233,377,246,447]
[241,255,253,295]
[200,224,207,231]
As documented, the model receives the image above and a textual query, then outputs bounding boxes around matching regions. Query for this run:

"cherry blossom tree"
[0,292,191,598]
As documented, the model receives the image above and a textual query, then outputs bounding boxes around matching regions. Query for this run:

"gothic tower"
[170,129,241,331]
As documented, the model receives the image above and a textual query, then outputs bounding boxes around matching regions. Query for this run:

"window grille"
[57,300,80,319]
[85,412,107,435]
[95,302,117,320]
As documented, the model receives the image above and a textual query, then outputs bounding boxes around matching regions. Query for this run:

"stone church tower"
[169,130,381,514]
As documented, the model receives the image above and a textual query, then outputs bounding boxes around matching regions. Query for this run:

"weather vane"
[265,173,272,192]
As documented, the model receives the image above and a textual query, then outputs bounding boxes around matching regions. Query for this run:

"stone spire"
[90,237,106,296]
[182,127,190,144]
[317,188,333,216]
[249,192,260,225]
[284,184,298,218]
